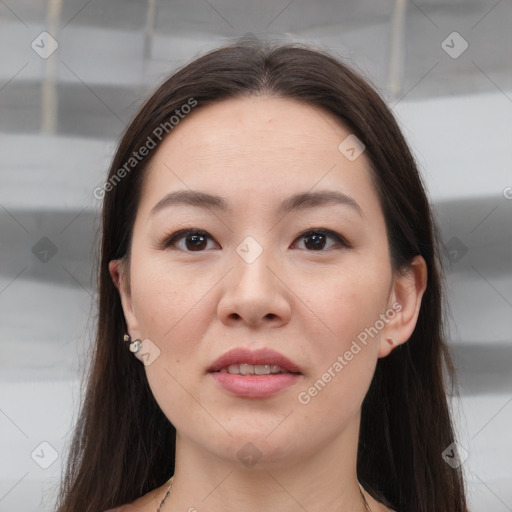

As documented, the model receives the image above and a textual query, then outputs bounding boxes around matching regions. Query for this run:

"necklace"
[157,477,373,511]
[360,485,373,511]
[156,477,173,512]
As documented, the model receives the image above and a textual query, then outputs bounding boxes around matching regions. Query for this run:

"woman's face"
[111,96,423,467]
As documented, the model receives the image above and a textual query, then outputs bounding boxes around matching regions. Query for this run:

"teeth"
[220,364,290,375]
[255,364,270,375]
[228,364,240,374]
[240,363,252,375]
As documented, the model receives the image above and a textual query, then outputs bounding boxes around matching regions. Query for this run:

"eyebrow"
[149,189,364,218]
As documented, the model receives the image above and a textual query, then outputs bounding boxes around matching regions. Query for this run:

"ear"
[109,259,141,340]
[378,255,428,358]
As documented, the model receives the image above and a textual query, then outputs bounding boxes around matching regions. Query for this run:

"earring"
[123,334,142,354]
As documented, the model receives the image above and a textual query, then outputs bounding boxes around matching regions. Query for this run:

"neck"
[165,416,371,512]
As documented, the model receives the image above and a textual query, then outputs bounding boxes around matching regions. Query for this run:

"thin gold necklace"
[156,477,173,512]
[360,485,373,511]
[157,477,373,511]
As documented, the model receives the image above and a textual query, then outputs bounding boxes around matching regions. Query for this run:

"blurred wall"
[0,1,511,511]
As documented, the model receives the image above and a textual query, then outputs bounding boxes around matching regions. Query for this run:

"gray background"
[0,0,511,511]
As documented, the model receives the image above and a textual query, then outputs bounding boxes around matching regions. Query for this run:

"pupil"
[305,233,325,250]
[187,234,207,251]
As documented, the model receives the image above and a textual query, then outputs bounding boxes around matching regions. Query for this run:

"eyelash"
[160,228,350,252]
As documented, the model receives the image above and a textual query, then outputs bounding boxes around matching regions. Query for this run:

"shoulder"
[103,504,138,512]
[102,503,146,512]
[102,485,163,512]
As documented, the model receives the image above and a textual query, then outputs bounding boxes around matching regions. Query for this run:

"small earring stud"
[123,334,142,354]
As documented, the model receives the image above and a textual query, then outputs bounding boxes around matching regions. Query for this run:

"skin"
[109,96,427,512]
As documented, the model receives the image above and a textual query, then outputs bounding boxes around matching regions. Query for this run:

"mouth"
[208,348,302,398]
[213,363,299,375]
[208,347,302,375]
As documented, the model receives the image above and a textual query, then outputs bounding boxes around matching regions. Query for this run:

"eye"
[162,229,219,252]
[292,228,349,251]
[161,227,349,252]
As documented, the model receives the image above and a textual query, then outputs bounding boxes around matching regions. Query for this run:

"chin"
[208,428,304,468]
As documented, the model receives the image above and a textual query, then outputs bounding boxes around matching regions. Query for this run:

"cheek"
[300,259,391,347]
[292,262,390,416]
[134,263,215,430]
[295,272,385,421]
[130,254,215,342]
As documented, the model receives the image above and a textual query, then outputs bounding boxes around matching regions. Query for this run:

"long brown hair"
[56,40,467,512]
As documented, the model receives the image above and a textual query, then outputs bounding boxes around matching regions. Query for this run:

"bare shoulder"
[103,484,165,512]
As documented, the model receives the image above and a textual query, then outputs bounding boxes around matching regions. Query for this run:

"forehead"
[155,95,351,161]
[138,95,378,217]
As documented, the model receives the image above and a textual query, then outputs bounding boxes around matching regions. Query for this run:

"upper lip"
[208,347,302,374]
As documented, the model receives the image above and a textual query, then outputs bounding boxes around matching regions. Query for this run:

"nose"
[217,249,292,328]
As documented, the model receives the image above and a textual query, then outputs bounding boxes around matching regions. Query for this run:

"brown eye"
[293,229,349,251]
[163,229,219,252]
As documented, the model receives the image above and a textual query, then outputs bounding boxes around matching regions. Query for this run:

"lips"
[208,347,302,398]
[208,347,302,375]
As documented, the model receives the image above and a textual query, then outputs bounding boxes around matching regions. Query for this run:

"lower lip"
[209,372,301,398]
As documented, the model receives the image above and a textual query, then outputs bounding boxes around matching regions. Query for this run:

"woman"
[56,40,467,512]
